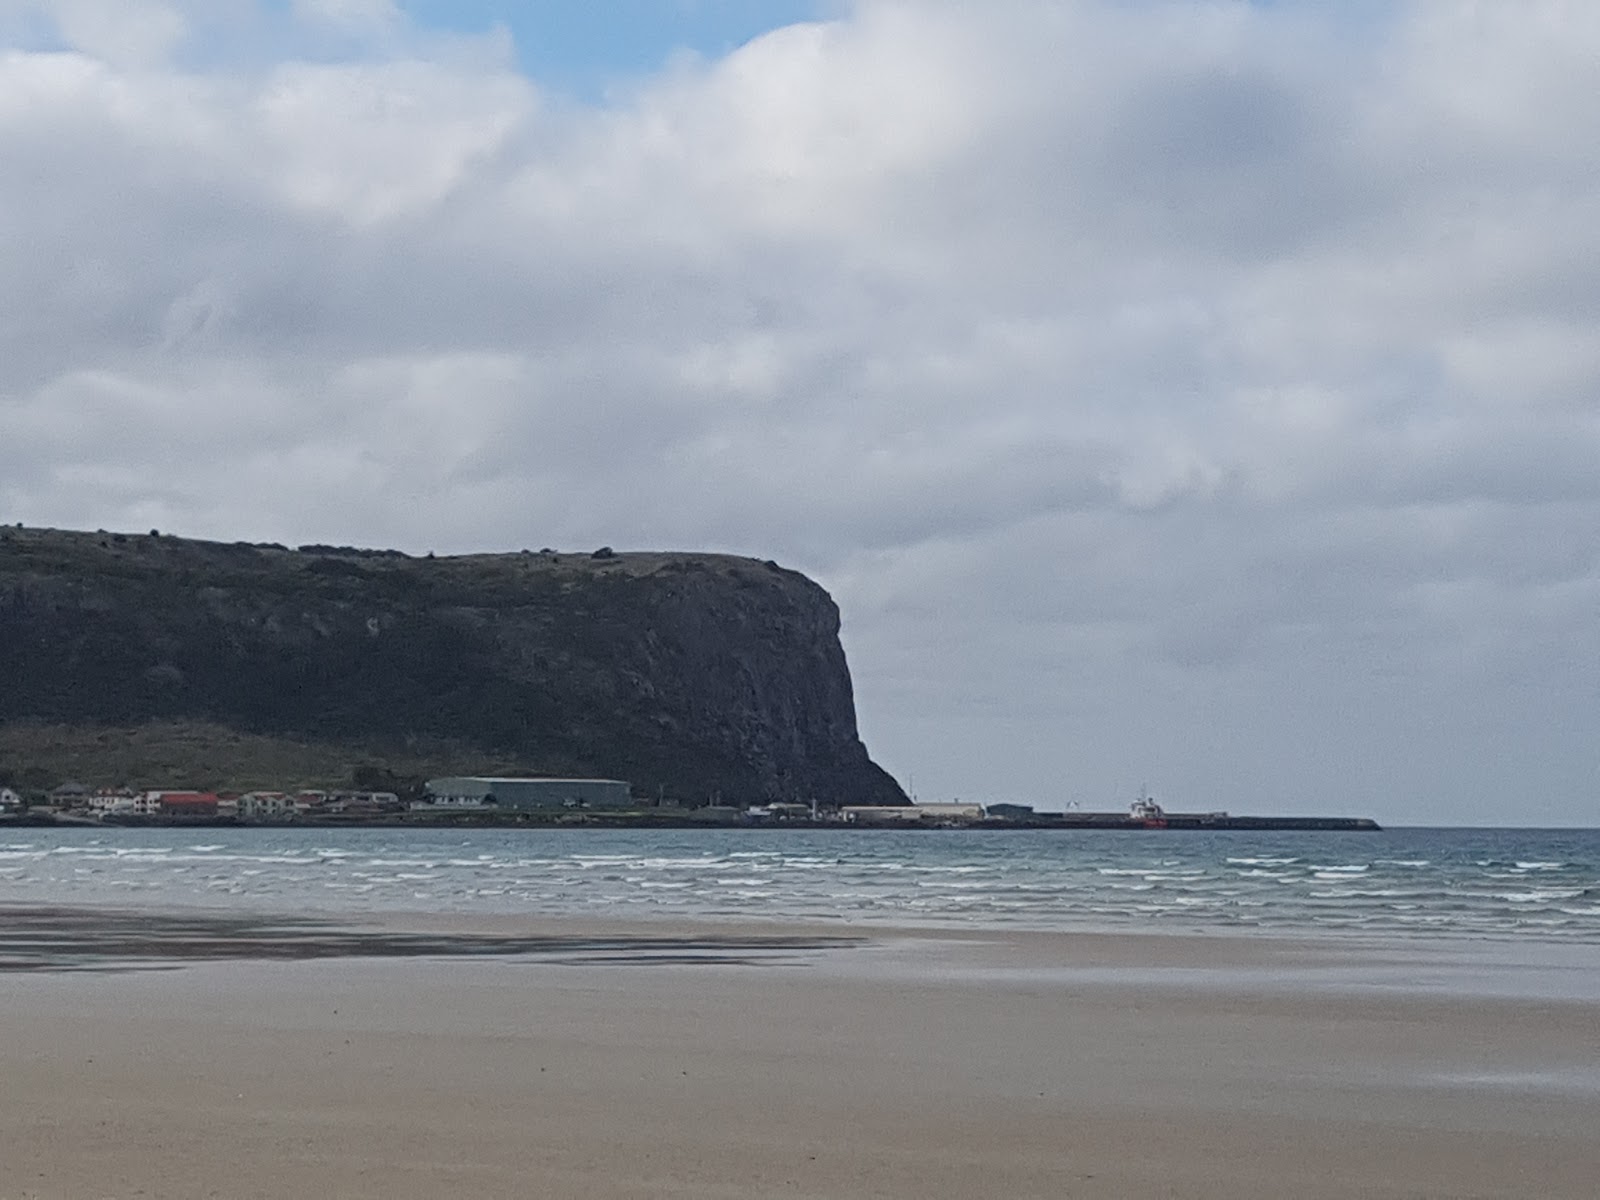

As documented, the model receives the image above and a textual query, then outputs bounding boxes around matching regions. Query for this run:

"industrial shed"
[423,776,633,812]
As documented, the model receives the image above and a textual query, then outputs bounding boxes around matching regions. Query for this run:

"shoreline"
[4,809,1383,831]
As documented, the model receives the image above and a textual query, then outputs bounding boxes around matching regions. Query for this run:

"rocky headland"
[0,525,905,805]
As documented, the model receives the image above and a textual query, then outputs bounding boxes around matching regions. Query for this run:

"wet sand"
[2,907,1597,1198]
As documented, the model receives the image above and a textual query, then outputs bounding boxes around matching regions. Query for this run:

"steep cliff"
[0,526,906,804]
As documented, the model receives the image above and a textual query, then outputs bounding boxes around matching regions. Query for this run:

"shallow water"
[4,825,1599,943]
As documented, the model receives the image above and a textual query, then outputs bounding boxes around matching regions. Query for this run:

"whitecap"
[1497,889,1585,903]
[1225,856,1300,866]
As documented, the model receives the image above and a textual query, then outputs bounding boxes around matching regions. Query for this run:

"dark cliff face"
[0,526,906,804]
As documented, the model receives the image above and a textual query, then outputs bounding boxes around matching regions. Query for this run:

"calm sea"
[4,825,1599,944]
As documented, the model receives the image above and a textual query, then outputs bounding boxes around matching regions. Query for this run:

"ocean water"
[3,825,1599,943]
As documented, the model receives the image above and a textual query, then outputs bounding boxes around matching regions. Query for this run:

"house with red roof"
[143,790,220,817]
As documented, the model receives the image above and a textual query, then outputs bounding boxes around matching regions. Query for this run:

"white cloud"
[291,0,401,37]
[250,60,531,225]
[31,0,188,66]
[1,0,1598,822]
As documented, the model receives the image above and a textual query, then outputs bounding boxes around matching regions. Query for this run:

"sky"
[1,1,1596,826]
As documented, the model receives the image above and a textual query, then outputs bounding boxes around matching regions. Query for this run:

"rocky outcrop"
[0,526,906,804]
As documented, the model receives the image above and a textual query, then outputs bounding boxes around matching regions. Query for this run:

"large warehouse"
[424,776,633,812]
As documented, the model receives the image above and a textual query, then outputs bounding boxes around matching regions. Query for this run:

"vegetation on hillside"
[0,526,907,806]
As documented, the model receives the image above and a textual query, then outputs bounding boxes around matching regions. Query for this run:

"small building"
[147,791,220,817]
[293,791,327,815]
[842,803,985,825]
[985,803,1035,820]
[423,776,633,812]
[0,787,21,810]
[841,805,925,825]
[87,789,139,814]
[913,802,986,823]
[324,791,398,816]
[238,791,294,820]
[765,802,814,821]
[411,793,485,811]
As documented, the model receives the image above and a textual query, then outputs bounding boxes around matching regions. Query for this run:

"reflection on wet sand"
[0,904,862,972]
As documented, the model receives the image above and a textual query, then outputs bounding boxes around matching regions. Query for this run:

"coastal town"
[0,782,405,823]
[0,778,1379,831]
[0,777,1009,827]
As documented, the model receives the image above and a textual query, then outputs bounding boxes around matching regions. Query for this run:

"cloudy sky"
[2,1,1596,825]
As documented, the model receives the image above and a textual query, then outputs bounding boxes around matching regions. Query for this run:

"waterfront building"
[144,791,220,817]
[49,781,91,805]
[841,803,986,825]
[916,802,986,821]
[985,803,1036,820]
[423,776,633,812]
[238,792,294,820]
[86,789,139,814]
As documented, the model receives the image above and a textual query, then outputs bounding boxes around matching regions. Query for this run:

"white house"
[0,787,21,810]
[88,791,139,814]
[238,792,294,820]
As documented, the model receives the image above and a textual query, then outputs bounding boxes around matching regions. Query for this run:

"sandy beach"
[2,909,1598,1199]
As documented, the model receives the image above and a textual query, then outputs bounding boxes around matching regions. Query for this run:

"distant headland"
[0,525,905,808]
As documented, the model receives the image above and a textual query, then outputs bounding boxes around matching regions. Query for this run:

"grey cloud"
[2,1,1598,822]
